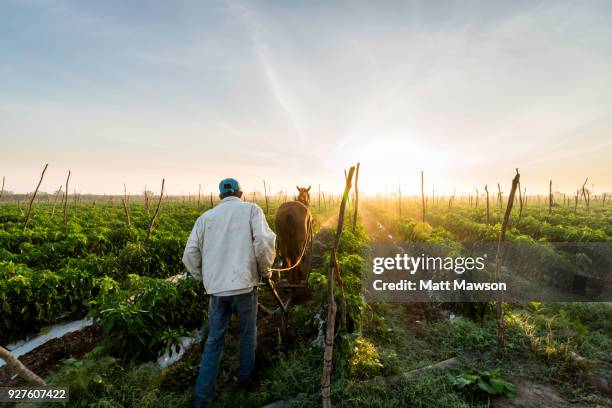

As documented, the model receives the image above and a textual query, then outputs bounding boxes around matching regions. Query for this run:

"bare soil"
[0,325,102,387]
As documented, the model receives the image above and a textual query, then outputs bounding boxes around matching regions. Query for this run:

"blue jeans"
[193,288,257,406]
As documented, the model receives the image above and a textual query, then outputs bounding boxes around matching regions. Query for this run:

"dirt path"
[360,204,395,243]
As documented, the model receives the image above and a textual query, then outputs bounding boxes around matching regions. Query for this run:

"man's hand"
[256,263,272,281]
[265,276,287,313]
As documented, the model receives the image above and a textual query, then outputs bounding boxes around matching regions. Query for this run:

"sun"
[341,138,448,195]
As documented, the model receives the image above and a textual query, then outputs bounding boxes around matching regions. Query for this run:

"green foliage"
[93,275,206,361]
[47,346,120,407]
[0,261,94,342]
[337,253,367,330]
[3,198,612,407]
[337,227,366,254]
[397,219,433,241]
[448,368,517,399]
[343,335,383,379]
[44,347,194,408]
[287,304,316,341]
[0,202,191,341]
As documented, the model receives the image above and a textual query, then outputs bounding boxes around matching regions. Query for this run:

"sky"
[1,0,611,195]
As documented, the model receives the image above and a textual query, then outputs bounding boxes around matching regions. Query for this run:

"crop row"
[389,214,608,298]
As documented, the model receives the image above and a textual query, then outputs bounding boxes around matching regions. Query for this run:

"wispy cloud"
[1,0,611,193]
[227,0,306,143]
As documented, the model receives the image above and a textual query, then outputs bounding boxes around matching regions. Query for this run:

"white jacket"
[182,196,276,295]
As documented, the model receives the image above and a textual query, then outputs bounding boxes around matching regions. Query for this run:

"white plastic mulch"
[0,318,94,368]
[157,329,203,368]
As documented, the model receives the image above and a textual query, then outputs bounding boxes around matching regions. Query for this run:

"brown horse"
[274,186,313,283]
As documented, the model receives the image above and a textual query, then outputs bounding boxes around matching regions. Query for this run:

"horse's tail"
[285,212,297,262]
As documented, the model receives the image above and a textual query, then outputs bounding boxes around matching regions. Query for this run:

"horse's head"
[296,185,311,206]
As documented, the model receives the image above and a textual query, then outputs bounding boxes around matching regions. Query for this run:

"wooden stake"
[548,180,553,215]
[73,188,78,217]
[321,166,355,408]
[51,185,62,219]
[63,171,71,225]
[421,171,426,222]
[122,183,131,226]
[496,169,520,350]
[581,178,590,212]
[352,163,360,233]
[0,346,47,386]
[485,185,490,224]
[518,182,524,219]
[0,175,4,202]
[145,179,165,241]
[263,180,269,214]
[23,163,49,231]
[574,190,579,213]
[144,185,150,215]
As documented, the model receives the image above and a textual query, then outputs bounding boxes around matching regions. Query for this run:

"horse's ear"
[306,185,311,192]
[296,185,300,192]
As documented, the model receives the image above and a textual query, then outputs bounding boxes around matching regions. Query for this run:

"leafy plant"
[343,335,383,379]
[93,275,206,361]
[47,346,119,407]
[448,368,516,398]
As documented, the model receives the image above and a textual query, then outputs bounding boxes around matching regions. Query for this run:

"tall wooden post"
[574,190,579,213]
[145,179,165,241]
[581,178,590,212]
[23,163,49,231]
[122,184,131,225]
[73,189,78,217]
[518,181,524,219]
[548,180,553,215]
[63,170,71,225]
[51,185,62,219]
[263,180,269,215]
[496,169,520,350]
[352,163,360,233]
[144,185,150,215]
[0,346,46,386]
[485,185,490,224]
[421,170,426,222]
[321,166,355,408]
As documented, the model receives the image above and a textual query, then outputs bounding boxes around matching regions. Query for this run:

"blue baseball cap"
[219,178,241,194]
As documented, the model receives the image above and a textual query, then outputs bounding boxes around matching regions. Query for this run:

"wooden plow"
[258,218,314,342]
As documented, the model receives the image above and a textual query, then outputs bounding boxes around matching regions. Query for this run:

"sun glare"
[343,139,448,195]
